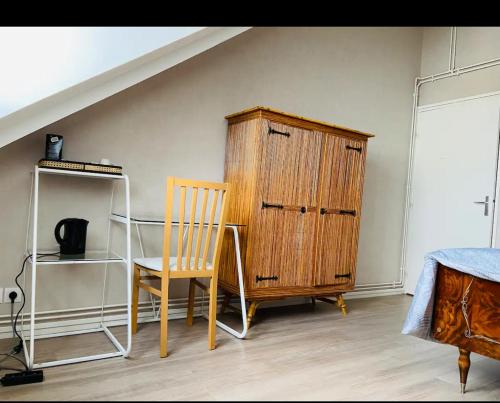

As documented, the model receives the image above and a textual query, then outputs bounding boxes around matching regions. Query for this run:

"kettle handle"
[55,219,69,246]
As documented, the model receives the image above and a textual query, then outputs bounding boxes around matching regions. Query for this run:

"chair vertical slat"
[202,189,219,269]
[185,187,198,269]
[162,178,175,273]
[194,188,209,270]
[177,186,187,270]
[211,188,230,270]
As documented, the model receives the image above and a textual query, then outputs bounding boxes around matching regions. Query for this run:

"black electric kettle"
[55,218,89,255]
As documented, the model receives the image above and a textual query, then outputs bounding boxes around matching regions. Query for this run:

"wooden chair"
[131,177,230,357]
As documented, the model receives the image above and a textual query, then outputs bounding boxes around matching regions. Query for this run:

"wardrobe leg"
[247,301,260,329]
[458,348,471,394]
[336,294,347,316]
[311,297,316,307]
[220,293,232,315]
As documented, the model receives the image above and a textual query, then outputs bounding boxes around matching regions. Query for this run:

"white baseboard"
[0,296,216,340]
[344,287,404,299]
[0,287,404,340]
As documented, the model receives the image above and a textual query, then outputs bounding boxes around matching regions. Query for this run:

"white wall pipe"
[448,27,454,71]
[420,59,500,85]
[399,77,421,288]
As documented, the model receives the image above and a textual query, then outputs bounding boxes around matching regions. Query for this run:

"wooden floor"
[1,295,499,400]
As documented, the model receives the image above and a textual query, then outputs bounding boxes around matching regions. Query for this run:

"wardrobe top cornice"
[225,106,375,139]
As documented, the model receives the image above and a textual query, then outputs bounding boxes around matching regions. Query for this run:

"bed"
[402,248,500,393]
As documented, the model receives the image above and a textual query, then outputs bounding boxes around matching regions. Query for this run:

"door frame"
[404,90,500,293]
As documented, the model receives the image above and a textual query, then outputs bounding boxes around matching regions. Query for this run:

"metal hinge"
[338,209,356,216]
[268,127,290,138]
[262,202,284,209]
[346,145,362,153]
[256,275,279,282]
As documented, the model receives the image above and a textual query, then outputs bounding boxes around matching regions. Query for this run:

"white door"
[405,95,500,294]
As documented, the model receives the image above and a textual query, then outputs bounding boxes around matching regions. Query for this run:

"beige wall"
[420,27,500,105]
[0,27,423,315]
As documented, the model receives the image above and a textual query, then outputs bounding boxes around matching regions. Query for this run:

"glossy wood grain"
[432,264,500,393]
[432,264,500,360]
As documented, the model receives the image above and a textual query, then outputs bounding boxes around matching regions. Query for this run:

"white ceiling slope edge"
[0,27,251,149]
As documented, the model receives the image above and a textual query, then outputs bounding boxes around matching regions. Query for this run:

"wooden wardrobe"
[219,107,373,325]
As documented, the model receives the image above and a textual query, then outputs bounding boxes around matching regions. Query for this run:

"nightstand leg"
[458,348,471,394]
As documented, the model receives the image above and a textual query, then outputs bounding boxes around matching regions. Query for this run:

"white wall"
[0,27,423,315]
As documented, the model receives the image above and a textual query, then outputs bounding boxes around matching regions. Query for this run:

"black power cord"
[1,253,59,386]
[12,253,60,350]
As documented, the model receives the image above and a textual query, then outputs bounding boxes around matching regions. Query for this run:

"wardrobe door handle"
[320,208,327,215]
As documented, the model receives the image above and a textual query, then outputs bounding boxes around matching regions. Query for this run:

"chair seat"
[134,256,213,271]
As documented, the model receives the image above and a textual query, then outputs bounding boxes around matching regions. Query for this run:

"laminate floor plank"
[0,295,498,400]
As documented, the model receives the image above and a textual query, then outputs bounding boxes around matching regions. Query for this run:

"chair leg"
[208,276,218,350]
[159,273,170,358]
[186,278,196,326]
[131,264,141,334]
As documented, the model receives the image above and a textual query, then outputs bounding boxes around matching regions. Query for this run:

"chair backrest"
[162,177,230,274]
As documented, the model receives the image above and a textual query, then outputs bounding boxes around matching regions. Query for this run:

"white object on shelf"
[22,165,132,369]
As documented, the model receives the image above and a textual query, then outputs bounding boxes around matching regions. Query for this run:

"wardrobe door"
[258,120,322,207]
[248,120,322,289]
[315,134,367,287]
[251,207,317,288]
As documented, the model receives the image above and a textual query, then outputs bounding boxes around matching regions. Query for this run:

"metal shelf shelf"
[37,167,125,180]
[27,251,126,265]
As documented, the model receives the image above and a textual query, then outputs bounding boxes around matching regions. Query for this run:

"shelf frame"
[21,165,132,369]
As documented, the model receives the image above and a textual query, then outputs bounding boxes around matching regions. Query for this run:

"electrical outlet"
[4,287,21,303]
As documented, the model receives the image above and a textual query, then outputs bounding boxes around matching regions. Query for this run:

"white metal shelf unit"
[22,166,132,369]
